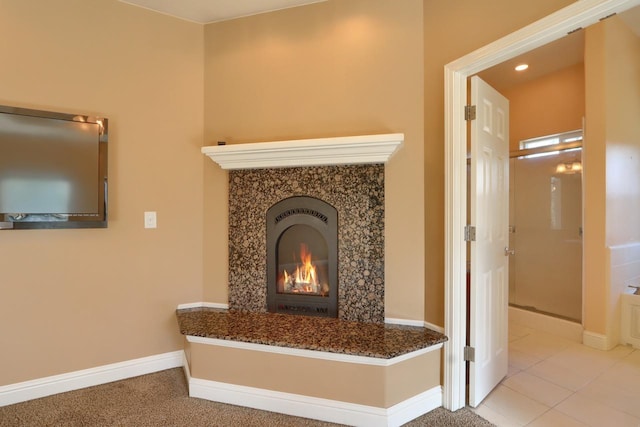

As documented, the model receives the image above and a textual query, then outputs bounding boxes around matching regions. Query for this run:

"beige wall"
[603,17,640,246]
[203,0,426,320]
[422,0,576,325]
[0,0,585,389]
[584,21,608,335]
[503,63,585,151]
[202,0,579,328]
[0,1,204,385]
[585,16,640,338]
[604,17,640,344]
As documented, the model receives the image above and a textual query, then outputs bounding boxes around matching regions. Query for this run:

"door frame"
[443,0,640,411]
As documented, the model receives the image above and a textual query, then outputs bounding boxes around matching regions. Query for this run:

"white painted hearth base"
[178,302,444,425]
[184,333,443,426]
[187,376,442,427]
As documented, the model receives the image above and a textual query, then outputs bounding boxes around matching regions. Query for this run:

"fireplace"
[202,133,404,323]
[266,196,338,317]
[225,164,386,323]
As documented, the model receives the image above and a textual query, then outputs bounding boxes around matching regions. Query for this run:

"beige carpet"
[0,368,494,426]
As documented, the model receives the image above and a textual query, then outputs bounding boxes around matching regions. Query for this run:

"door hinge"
[464,225,476,242]
[599,12,616,22]
[464,346,475,362]
[465,105,476,121]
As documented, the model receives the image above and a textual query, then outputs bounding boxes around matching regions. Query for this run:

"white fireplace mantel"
[201,133,404,170]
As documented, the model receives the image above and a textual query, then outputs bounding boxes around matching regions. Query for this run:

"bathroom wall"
[503,63,585,151]
[603,17,640,346]
[585,15,640,346]
[503,63,585,322]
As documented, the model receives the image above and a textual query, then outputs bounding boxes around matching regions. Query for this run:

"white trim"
[385,317,426,328]
[444,0,640,411]
[509,306,583,342]
[177,301,229,310]
[187,335,442,367]
[0,351,184,407]
[423,321,446,334]
[386,387,442,427]
[583,330,616,350]
[621,293,640,349]
[385,317,445,335]
[201,133,404,170]
[189,377,442,427]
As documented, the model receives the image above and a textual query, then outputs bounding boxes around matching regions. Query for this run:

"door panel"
[469,75,509,407]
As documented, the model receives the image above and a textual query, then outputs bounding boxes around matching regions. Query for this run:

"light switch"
[144,211,157,229]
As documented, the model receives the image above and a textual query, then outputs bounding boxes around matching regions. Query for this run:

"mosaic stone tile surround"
[228,164,385,323]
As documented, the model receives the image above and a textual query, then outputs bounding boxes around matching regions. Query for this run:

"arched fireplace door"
[266,196,338,317]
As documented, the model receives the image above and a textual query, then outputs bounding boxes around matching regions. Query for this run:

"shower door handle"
[504,247,515,256]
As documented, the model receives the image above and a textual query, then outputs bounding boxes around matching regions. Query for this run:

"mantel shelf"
[201,133,404,170]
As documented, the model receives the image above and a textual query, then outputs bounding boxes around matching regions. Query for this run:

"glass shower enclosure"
[509,135,583,322]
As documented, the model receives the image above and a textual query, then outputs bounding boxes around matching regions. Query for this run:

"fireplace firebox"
[266,196,338,317]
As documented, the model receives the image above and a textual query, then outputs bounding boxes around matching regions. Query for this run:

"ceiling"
[119,0,326,24]
[478,30,585,92]
[479,5,640,92]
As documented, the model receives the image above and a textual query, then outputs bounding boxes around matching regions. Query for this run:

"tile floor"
[472,320,640,426]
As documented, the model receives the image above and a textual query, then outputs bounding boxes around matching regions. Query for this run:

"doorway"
[443,0,640,411]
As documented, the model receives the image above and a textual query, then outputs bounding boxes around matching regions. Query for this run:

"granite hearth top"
[176,307,447,359]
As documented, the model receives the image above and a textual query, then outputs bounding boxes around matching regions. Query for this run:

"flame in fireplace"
[279,244,328,296]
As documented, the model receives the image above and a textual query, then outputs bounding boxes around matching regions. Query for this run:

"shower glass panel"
[509,149,582,322]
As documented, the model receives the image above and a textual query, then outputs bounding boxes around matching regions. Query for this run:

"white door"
[468,75,510,407]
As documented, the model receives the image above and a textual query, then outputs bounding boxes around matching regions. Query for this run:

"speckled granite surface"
[228,165,385,323]
[176,307,447,359]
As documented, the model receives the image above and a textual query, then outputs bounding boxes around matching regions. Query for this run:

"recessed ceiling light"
[515,64,529,71]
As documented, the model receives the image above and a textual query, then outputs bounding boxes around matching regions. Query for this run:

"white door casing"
[443,0,640,411]
[468,76,509,407]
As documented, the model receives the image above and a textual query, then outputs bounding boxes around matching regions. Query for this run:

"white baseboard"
[386,386,443,427]
[0,350,184,407]
[583,330,616,351]
[509,306,583,342]
[189,377,442,427]
[423,321,445,334]
[385,317,424,327]
[177,302,229,310]
[384,317,445,334]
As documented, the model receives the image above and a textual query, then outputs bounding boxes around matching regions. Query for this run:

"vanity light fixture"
[556,161,582,174]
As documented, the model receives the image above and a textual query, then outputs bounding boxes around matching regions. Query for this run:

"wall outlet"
[144,211,157,229]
